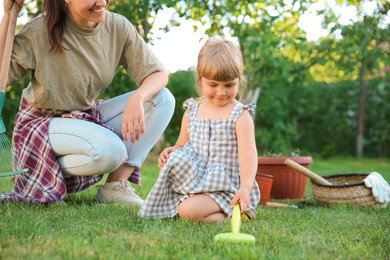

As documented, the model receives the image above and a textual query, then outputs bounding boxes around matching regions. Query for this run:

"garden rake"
[0,4,29,206]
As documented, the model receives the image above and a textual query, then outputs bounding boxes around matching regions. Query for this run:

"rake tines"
[0,133,29,206]
[0,3,33,206]
[0,91,30,205]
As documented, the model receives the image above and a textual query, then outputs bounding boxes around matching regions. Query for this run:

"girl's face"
[66,0,110,28]
[200,77,239,107]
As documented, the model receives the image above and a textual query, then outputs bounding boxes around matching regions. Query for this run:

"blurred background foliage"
[4,0,389,158]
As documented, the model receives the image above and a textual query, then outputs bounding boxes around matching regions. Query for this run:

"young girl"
[139,38,260,222]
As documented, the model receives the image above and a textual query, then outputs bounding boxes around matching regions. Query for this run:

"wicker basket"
[311,173,388,208]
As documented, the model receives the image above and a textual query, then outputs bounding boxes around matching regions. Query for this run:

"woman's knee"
[49,118,128,175]
[92,137,127,171]
[61,135,127,176]
[154,88,175,112]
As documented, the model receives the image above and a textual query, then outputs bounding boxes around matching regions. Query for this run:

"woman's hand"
[119,71,168,143]
[158,146,178,168]
[4,0,24,14]
[122,92,145,143]
[230,186,251,214]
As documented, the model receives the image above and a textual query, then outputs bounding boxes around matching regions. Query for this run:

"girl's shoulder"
[233,102,256,119]
[183,98,200,110]
[183,98,203,118]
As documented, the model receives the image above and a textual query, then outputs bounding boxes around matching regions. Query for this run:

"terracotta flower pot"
[255,174,274,205]
[257,156,313,200]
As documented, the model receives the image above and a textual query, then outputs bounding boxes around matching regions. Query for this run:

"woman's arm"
[132,70,169,102]
[0,0,23,76]
[231,109,258,213]
[121,70,169,143]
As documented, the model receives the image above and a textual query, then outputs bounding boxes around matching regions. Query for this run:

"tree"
[320,1,389,157]
[108,0,179,41]
[169,0,318,152]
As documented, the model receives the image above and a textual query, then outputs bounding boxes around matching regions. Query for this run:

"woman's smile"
[67,0,110,28]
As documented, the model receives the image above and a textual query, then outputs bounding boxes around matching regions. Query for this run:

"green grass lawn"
[1,156,389,259]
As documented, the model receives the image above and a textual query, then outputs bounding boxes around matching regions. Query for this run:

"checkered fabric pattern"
[139,99,260,218]
[0,98,140,204]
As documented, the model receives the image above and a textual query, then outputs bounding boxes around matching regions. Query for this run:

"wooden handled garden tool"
[214,204,255,245]
[0,4,19,92]
[266,202,299,208]
[284,159,331,185]
[0,4,28,177]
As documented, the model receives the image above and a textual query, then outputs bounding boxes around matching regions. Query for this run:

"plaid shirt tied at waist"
[1,98,140,204]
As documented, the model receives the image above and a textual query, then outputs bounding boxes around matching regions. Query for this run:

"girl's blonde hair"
[195,38,247,100]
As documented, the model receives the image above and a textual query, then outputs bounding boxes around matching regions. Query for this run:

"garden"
[1,0,389,259]
[0,156,389,259]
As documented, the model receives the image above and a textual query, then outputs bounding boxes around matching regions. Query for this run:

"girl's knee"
[177,195,226,222]
[177,200,206,221]
[177,202,196,220]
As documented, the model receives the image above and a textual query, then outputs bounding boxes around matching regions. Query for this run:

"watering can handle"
[231,204,241,234]
[284,159,332,185]
[0,4,20,92]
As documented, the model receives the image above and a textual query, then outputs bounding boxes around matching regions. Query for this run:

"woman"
[0,0,175,205]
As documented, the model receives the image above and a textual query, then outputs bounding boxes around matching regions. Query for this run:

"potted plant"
[256,150,313,200]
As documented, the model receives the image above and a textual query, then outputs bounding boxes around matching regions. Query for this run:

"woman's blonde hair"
[195,38,247,100]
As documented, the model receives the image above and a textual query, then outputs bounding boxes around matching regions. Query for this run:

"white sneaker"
[96,180,144,207]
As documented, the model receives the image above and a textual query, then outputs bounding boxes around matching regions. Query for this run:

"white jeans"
[48,88,175,177]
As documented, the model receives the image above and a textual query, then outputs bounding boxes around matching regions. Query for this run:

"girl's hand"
[230,187,251,214]
[158,146,178,168]
[122,93,145,143]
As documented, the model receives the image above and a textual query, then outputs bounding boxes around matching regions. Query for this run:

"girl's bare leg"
[178,194,227,222]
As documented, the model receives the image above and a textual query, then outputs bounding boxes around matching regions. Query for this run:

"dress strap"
[230,102,256,119]
[183,98,198,118]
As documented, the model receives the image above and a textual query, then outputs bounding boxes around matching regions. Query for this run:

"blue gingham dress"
[139,99,260,218]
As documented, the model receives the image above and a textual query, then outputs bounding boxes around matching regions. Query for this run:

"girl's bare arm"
[231,109,258,212]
